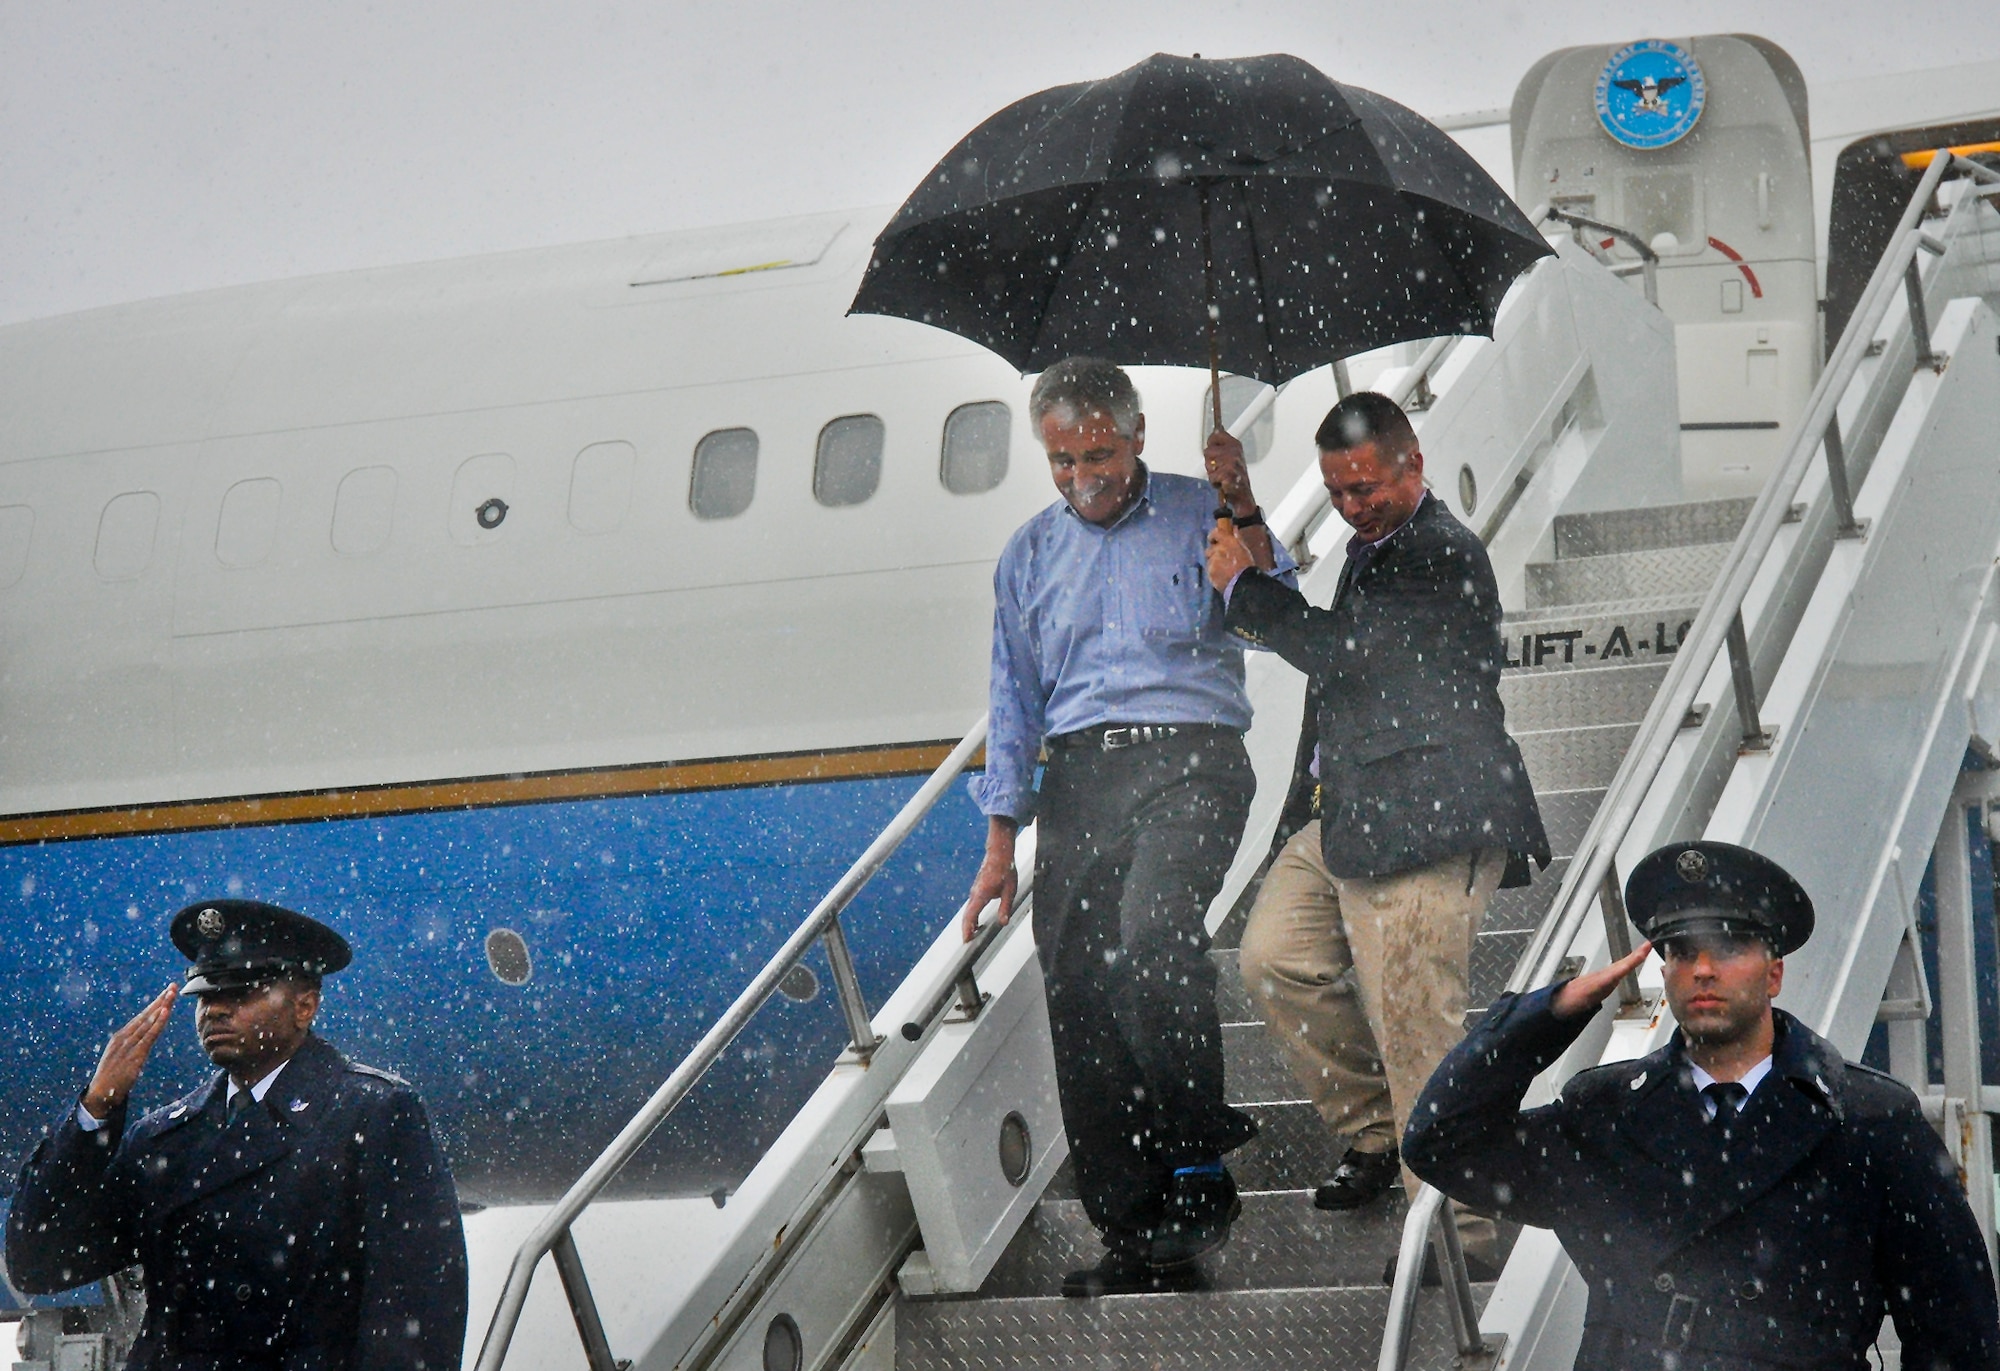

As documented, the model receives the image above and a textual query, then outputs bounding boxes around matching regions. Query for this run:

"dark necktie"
[1703,1081,1748,1123]
[228,1088,257,1120]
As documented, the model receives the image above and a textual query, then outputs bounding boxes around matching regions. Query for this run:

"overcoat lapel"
[1687,1073,1836,1228]
[152,1095,293,1219]
[148,1036,346,1218]
[1612,1024,1839,1258]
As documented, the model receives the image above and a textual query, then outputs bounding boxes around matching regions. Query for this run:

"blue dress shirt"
[970,468,1297,821]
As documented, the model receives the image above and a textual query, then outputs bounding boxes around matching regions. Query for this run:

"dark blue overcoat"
[1404,986,2000,1371]
[5,1033,467,1370]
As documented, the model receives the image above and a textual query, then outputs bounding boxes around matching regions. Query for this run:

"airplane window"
[1621,171,1700,255]
[216,478,282,568]
[814,414,885,508]
[691,428,759,520]
[485,928,532,986]
[940,401,1011,494]
[569,441,636,533]
[0,505,32,589]
[1200,375,1274,464]
[332,466,398,555]
[94,491,160,581]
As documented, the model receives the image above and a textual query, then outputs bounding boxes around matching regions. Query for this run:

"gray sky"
[5,0,1998,327]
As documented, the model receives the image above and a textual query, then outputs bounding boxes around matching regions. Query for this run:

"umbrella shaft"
[1199,182,1223,435]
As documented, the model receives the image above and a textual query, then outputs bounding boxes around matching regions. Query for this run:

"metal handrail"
[1511,149,1990,1000]
[474,720,991,1371]
[1378,150,2000,1371]
[1533,205,1660,306]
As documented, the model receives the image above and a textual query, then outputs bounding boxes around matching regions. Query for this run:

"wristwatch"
[1230,507,1266,529]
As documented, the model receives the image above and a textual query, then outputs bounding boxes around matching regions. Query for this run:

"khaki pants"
[1239,822,1503,1250]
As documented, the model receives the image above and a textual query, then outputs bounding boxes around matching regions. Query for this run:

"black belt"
[1046,723,1237,753]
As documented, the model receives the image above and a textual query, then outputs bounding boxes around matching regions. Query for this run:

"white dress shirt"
[1689,1055,1773,1118]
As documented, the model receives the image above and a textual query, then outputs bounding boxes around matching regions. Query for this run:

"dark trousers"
[1034,727,1259,1244]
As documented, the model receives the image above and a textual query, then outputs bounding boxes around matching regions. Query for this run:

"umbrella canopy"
[850,52,1552,386]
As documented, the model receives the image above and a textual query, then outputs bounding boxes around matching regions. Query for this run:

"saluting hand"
[82,983,180,1120]
[1550,943,1653,1020]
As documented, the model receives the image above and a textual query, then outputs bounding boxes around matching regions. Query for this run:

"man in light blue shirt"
[961,357,1293,1296]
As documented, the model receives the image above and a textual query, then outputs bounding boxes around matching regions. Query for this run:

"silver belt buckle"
[1101,726,1135,750]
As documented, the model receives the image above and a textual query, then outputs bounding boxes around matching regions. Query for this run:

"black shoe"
[1150,1166,1241,1268]
[1060,1246,1200,1298]
[1381,1245,1501,1287]
[1313,1146,1401,1211]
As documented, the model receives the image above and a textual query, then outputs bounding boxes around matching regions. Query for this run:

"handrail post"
[1725,611,1773,751]
[1431,1201,1489,1361]
[1904,256,1937,370]
[552,1229,625,1371]
[1378,1186,1446,1371]
[1821,415,1866,539]
[821,916,883,1059]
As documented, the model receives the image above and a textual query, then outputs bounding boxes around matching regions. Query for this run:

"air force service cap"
[170,899,352,994]
[1624,840,1814,956]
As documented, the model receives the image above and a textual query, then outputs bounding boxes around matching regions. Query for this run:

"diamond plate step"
[1530,789,1601,859]
[1213,947,1256,1026]
[1524,542,1729,610]
[1483,857,1568,935]
[1552,496,1754,559]
[1516,722,1637,792]
[1499,602,1702,672]
[1228,1102,1346,1193]
[1500,663,1668,732]
[975,1191,1411,1298]
[1471,929,1533,1006]
[1224,1022,1309,1107]
[897,1285,1490,1371]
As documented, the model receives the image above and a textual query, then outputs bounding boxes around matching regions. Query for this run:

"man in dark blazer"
[1207,392,1548,1260]
[6,900,468,1370]
[1404,840,2000,1371]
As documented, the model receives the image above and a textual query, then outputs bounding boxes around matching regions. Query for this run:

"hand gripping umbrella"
[850,51,1552,444]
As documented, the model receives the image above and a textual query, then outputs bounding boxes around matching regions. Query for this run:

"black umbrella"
[850,52,1551,429]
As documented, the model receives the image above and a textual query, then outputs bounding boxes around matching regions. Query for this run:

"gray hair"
[1028,358,1143,438]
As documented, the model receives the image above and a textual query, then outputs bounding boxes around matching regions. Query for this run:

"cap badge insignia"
[1676,850,1709,883]
[289,1099,309,1112]
[196,907,227,938]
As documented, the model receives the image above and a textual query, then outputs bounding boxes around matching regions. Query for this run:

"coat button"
[236,1283,254,1301]
[1654,1273,1675,1292]
[1738,1280,1762,1301]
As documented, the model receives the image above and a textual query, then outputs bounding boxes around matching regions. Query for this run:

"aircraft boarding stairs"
[465,154,2000,1371]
